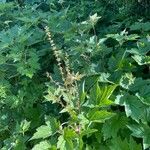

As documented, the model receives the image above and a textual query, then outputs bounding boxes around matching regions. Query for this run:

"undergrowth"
[0,0,150,149]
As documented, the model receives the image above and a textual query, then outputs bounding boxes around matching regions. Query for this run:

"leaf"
[0,2,14,11]
[109,136,142,150]
[128,124,150,149]
[30,116,59,140]
[0,83,7,98]
[57,136,74,150]
[44,86,59,103]
[129,78,150,92]
[78,113,89,127]
[16,49,40,78]
[106,31,139,45]
[129,137,142,150]
[88,110,115,123]
[120,73,135,89]
[130,22,150,31]
[126,34,140,41]
[89,13,101,24]
[57,128,77,150]
[137,39,150,55]
[132,55,150,65]
[137,85,150,105]
[17,17,39,24]
[89,81,117,106]
[30,125,52,140]
[79,80,86,104]
[102,114,128,140]
[45,116,59,134]
[115,92,150,122]
[20,120,31,134]
[98,84,117,106]
[13,136,27,150]
[57,135,66,150]
[81,129,98,136]
[32,141,51,150]
[109,137,129,150]
[89,81,101,105]
[63,128,77,139]
[98,73,113,83]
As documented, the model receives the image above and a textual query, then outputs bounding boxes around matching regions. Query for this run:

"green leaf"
[0,83,7,98]
[78,113,89,127]
[136,84,150,105]
[120,73,135,89]
[128,124,150,149]
[45,116,59,134]
[15,49,40,78]
[89,82,101,105]
[129,78,150,92]
[57,135,75,150]
[102,114,128,140]
[109,136,142,150]
[30,125,52,140]
[110,137,129,150]
[57,135,66,150]
[20,120,31,134]
[98,73,113,83]
[132,55,150,65]
[79,80,86,104]
[130,22,150,31]
[32,141,51,150]
[81,129,98,136]
[89,13,101,25]
[0,2,14,11]
[115,92,150,122]
[57,128,77,150]
[98,84,117,106]
[129,137,142,150]
[44,86,58,103]
[30,116,59,140]
[63,128,77,139]
[88,110,115,123]
[89,82,117,106]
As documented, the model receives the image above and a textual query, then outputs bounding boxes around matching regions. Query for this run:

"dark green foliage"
[0,0,150,149]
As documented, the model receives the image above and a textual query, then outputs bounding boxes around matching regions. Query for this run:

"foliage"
[0,0,150,149]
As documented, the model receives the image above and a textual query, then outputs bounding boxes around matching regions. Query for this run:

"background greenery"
[0,0,150,149]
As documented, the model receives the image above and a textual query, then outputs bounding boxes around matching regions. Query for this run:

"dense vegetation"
[0,0,150,149]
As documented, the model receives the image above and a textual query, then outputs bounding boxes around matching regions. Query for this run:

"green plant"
[0,0,150,149]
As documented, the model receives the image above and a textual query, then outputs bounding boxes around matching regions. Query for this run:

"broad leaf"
[32,141,51,150]
[88,110,115,123]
